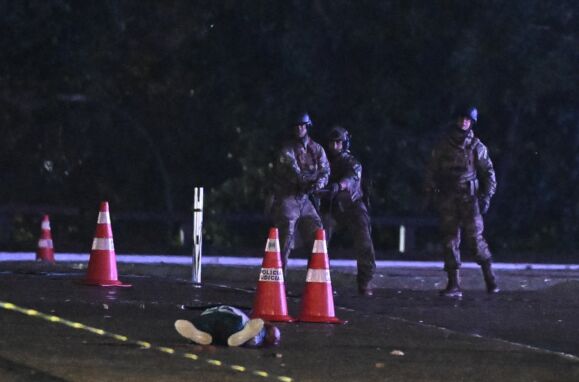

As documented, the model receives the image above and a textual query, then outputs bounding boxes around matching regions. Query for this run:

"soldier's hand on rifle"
[479,197,491,214]
[299,172,318,194]
[329,182,341,198]
[301,172,318,184]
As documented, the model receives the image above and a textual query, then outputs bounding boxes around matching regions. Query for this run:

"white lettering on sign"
[264,239,280,253]
[259,267,284,282]
[312,240,327,254]
[306,269,331,283]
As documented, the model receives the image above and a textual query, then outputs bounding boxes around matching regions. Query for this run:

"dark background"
[0,1,577,260]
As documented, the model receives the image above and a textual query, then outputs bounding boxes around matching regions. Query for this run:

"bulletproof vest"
[273,136,328,197]
[296,140,321,176]
[437,129,478,187]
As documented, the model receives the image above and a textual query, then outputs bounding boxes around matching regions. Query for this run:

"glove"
[479,197,490,214]
[329,182,341,197]
[299,173,318,194]
[301,172,318,184]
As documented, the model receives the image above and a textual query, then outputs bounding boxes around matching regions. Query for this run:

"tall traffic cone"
[83,202,131,287]
[251,228,294,322]
[36,215,55,263]
[298,229,344,324]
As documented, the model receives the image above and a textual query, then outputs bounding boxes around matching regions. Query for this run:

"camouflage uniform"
[425,127,497,271]
[271,136,330,271]
[322,150,376,293]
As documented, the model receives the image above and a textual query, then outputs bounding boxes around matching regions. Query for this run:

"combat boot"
[439,269,462,298]
[481,262,500,294]
[358,283,373,297]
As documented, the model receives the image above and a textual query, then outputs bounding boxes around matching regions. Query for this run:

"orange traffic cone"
[251,228,294,322]
[83,202,131,287]
[298,228,344,324]
[36,215,55,263]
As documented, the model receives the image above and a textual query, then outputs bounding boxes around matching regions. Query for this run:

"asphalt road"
[1,261,578,382]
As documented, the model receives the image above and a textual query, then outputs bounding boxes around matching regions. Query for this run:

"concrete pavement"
[0,258,578,381]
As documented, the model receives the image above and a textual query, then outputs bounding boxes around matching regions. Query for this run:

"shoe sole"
[227,318,264,347]
[440,293,463,299]
[174,320,212,345]
[439,291,463,299]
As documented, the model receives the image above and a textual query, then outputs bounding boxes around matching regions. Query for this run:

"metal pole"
[192,187,204,283]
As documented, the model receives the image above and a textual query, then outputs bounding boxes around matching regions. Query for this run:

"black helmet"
[328,126,351,151]
[455,105,478,123]
[291,112,313,127]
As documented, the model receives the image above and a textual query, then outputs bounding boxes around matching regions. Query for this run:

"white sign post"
[192,187,204,283]
[399,225,406,254]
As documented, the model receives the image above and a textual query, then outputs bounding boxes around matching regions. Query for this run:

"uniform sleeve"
[474,142,497,199]
[423,147,440,194]
[314,146,330,190]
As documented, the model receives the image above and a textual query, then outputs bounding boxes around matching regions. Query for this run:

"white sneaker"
[227,318,264,347]
[174,319,212,345]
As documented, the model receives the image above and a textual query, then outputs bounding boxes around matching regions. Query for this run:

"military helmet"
[455,105,478,123]
[291,112,313,127]
[328,126,351,151]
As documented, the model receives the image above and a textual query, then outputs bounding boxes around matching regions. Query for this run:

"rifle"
[312,188,338,216]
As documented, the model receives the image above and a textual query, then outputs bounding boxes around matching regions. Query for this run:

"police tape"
[0,300,293,382]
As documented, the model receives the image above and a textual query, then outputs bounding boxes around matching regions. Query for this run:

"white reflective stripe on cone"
[92,238,115,251]
[97,212,111,224]
[312,240,327,254]
[38,239,53,248]
[41,221,51,230]
[306,268,331,283]
[265,239,280,253]
[259,267,284,282]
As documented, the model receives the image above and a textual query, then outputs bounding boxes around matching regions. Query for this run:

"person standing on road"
[175,305,281,347]
[267,112,330,274]
[424,105,499,298]
[321,126,376,296]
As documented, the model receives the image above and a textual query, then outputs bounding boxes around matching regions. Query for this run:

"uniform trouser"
[272,195,323,271]
[437,193,492,271]
[322,201,376,287]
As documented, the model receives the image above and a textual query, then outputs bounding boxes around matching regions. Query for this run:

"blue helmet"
[291,112,313,127]
[455,105,478,123]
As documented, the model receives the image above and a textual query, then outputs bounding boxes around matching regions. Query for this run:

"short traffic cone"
[251,228,294,322]
[298,229,344,324]
[36,215,55,263]
[83,202,131,287]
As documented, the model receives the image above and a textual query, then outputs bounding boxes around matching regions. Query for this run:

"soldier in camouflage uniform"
[424,106,499,298]
[270,112,330,273]
[322,126,376,296]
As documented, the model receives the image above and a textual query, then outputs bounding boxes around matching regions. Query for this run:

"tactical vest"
[437,130,479,194]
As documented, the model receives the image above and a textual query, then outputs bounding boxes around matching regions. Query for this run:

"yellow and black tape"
[0,300,293,382]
